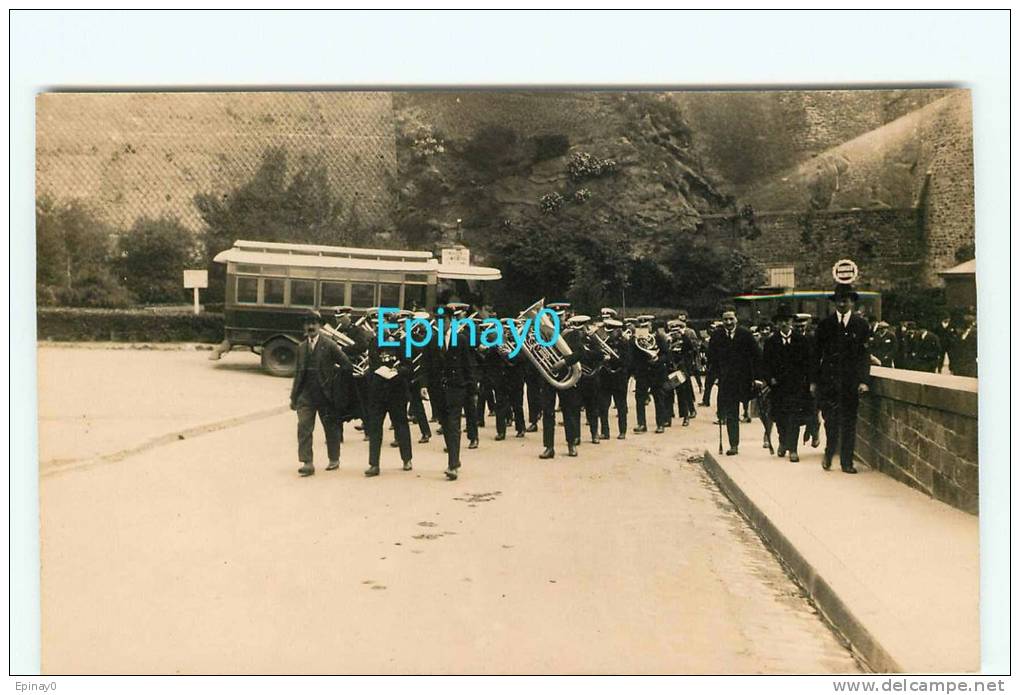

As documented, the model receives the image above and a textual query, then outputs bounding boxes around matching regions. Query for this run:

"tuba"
[517,299,581,390]
[321,324,370,377]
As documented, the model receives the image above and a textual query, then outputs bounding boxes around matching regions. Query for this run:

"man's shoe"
[478,420,486,428]
[326,460,340,471]
[811,435,820,448]
[567,444,578,457]
[682,417,690,427]
[725,447,738,456]
[821,453,832,471]
[526,423,538,433]
[364,466,380,477]
[633,425,647,434]
[418,435,430,444]
[444,467,459,480]
[468,439,479,450]
[777,446,787,458]
[573,437,581,446]
[842,465,858,474]
[655,426,664,434]
[389,440,399,448]
[789,453,800,463]
[437,427,445,436]
[665,419,672,428]
[298,463,315,477]
[495,433,506,441]
[539,448,555,459]
[803,431,810,444]
[515,430,525,438]
[599,433,610,440]
[742,414,752,423]
[591,436,600,444]
[402,461,413,471]
[617,433,626,440]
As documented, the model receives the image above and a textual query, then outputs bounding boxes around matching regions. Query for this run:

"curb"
[701,449,901,674]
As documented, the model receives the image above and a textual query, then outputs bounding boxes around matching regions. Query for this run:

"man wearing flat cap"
[812,284,872,474]
[290,309,353,476]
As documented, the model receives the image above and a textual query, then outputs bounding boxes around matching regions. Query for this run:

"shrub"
[37,308,224,343]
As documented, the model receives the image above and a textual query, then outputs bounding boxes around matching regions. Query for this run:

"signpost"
[183,270,208,315]
[441,246,471,268]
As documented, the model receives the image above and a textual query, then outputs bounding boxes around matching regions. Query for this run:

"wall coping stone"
[869,366,977,418]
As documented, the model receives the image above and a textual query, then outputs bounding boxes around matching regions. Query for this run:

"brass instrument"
[587,323,620,361]
[517,299,581,390]
[633,326,660,362]
[321,324,370,377]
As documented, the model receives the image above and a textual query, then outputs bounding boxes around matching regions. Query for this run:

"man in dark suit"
[762,304,813,462]
[912,325,943,373]
[598,318,631,439]
[950,309,978,377]
[708,305,760,455]
[290,310,353,477]
[364,309,415,477]
[869,321,897,368]
[812,284,872,474]
[436,302,478,480]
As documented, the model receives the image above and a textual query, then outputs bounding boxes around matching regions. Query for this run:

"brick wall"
[699,207,926,290]
[855,367,978,514]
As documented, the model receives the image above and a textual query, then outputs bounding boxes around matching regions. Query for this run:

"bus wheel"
[261,338,298,377]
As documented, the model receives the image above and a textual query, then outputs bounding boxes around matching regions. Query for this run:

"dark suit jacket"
[762,332,813,412]
[814,313,871,397]
[290,332,353,410]
[708,326,760,402]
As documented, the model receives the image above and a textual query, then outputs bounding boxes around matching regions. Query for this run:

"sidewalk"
[700,423,979,673]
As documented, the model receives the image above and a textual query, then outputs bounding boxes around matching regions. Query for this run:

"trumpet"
[586,323,620,361]
[517,299,581,390]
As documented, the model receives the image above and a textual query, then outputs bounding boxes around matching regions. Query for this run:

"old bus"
[212,240,501,376]
[732,289,882,326]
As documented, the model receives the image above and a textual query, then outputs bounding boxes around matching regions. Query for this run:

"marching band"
[292,298,733,480]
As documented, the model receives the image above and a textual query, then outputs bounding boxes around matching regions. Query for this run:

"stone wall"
[699,207,926,290]
[855,367,978,514]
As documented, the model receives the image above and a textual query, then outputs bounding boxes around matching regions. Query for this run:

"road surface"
[38,345,860,674]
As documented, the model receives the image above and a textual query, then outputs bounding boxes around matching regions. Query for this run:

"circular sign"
[832,259,859,285]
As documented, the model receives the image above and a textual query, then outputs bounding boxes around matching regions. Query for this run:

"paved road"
[39,346,860,674]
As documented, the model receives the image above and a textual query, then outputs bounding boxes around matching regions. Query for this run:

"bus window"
[379,283,401,308]
[290,279,315,307]
[350,282,376,308]
[237,277,258,304]
[320,281,346,307]
[264,278,286,305]
[405,284,427,310]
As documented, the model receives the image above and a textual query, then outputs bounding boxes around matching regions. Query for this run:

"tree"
[117,216,200,304]
[194,147,367,301]
[36,196,134,307]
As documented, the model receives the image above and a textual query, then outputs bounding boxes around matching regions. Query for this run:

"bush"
[37,308,224,343]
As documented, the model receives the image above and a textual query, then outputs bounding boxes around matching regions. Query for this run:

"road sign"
[441,247,470,267]
[183,270,208,289]
[183,270,208,315]
[832,259,859,285]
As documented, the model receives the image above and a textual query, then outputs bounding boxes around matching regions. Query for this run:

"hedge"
[37,308,225,343]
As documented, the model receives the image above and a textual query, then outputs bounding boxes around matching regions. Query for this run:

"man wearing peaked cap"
[569,315,604,445]
[567,314,591,327]
[813,283,871,474]
[600,307,618,320]
[598,318,631,440]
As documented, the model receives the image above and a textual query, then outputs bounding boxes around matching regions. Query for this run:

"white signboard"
[183,269,209,289]
[441,247,470,268]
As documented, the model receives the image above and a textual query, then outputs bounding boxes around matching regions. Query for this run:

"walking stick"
[718,415,724,455]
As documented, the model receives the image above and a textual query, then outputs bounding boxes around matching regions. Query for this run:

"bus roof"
[213,240,502,280]
[734,290,881,300]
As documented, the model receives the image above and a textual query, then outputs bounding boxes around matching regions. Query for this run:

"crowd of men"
[288,289,977,481]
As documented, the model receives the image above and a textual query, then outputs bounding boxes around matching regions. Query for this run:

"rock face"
[36,92,398,230]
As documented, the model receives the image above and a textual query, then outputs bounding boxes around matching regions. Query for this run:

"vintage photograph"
[35,89,978,674]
